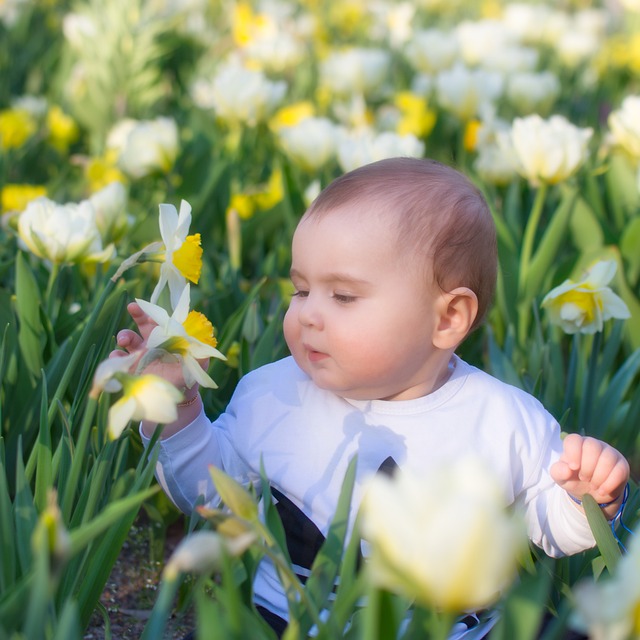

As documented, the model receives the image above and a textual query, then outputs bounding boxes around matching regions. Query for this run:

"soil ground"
[83,514,195,640]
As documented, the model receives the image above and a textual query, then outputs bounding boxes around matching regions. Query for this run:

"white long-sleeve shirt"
[142,354,594,627]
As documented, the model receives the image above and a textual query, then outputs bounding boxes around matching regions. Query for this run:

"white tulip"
[435,64,503,121]
[361,458,526,612]
[454,19,516,67]
[608,95,640,160]
[498,114,593,186]
[18,197,113,264]
[276,117,341,171]
[319,47,391,97]
[404,28,459,74]
[336,129,424,173]
[506,71,560,116]
[195,62,287,126]
[88,181,129,243]
[110,117,179,179]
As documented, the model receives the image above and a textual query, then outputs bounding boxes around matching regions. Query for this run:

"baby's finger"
[127,301,157,340]
[560,433,584,471]
[587,445,620,489]
[116,329,145,352]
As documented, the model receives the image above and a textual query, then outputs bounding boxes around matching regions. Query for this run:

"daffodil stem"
[140,574,180,640]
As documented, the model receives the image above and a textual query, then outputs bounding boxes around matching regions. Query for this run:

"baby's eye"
[291,290,309,298]
[333,293,357,304]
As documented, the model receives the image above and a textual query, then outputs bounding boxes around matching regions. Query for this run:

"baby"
[114,157,629,638]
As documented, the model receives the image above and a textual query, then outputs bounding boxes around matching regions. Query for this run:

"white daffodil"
[541,260,631,335]
[91,352,183,439]
[150,199,203,308]
[498,114,593,187]
[18,197,114,265]
[164,530,256,581]
[108,374,183,440]
[360,457,526,613]
[136,284,226,389]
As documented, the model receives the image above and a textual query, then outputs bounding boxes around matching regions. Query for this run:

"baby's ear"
[432,287,478,350]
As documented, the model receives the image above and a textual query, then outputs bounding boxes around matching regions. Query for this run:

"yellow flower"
[85,150,127,193]
[393,92,436,139]
[269,102,316,131]
[172,233,202,284]
[228,193,255,220]
[151,200,203,308]
[253,168,284,210]
[92,353,183,439]
[463,119,482,152]
[46,105,79,152]
[183,310,218,348]
[231,2,270,47]
[1,184,47,213]
[0,108,37,150]
[541,260,631,334]
[137,285,226,389]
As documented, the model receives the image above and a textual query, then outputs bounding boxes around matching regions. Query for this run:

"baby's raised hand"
[550,433,630,517]
[110,302,188,390]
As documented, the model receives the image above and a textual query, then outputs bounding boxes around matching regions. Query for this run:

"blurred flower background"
[1,0,640,638]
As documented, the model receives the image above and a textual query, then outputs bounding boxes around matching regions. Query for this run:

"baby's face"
[283,208,448,401]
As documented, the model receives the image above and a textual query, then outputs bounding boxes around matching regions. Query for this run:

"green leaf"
[34,377,52,513]
[568,194,604,254]
[292,456,358,637]
[209,465,259,522]
[583,495,622,574]
[14,252,44,379]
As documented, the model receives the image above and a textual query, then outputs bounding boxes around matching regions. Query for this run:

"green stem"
[517,183,548,345]
[518,183,549,295]
[45,262,61,321]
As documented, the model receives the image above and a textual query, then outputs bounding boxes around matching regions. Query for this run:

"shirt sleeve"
[519,420,595,557]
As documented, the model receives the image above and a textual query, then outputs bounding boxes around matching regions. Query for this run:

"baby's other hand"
[550,433,629,516]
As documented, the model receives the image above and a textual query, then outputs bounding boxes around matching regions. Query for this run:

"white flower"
[92,352,183,439]
[136,284,226,389]
[404,28,459,74]
[108,374,183,440]
[336,129,425,173]
[319,47,391,97]
[276,117,341,171]
[18,197,114,265]
[164,530,256,581]
[541,260,631,335]
[454,19,516,67]
[573,521,640,640]
[150,199,202,308]
[608,95,640,161]
[193,62,287,126]
[108,117,179,179]
[506,71,560,116]
[360,457,526,612]
[435,64,503,121]
[88,181,129,243]
[497,114,593,186]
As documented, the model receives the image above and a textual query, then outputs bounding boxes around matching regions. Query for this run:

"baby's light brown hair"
[303,157,497,331]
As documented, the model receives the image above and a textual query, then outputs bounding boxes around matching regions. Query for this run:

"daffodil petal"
[108,396,137,439]
[184,355,219,389]
[159,203,179,246]
[600,290,631,321]
[136,298,171,326]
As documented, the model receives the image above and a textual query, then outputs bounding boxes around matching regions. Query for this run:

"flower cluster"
[92,199,225,439]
